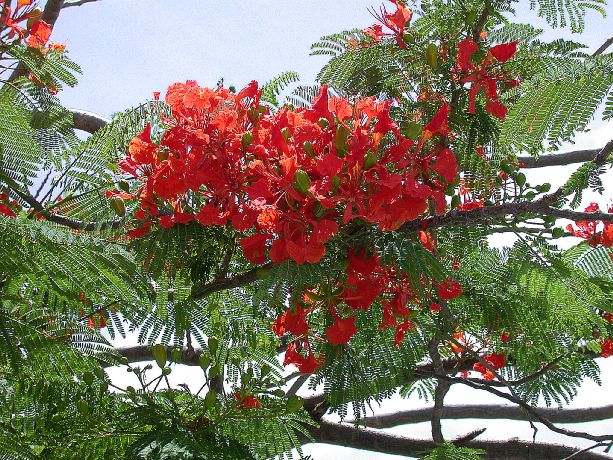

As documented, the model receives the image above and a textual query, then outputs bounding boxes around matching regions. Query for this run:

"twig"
[592,37,613,57]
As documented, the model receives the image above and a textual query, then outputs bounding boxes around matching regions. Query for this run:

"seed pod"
[426,43,439,69]
[109,196,125,217]
[293,169,311,194]
[151,344,167,369]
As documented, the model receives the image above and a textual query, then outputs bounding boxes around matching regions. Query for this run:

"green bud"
[162,367,172,376]
[426,43,438,69]
[293,169,311,194]
[451,195,461,209]
[204,390,217,409]
[199,354,211,371]
[208,337,219,355]
[120,357,129,366]
[317,117,330,128]
[363,150,377,170]
[241,131,253,147]
[332,176,341,188]
[256,267,271,279]
[209,365,221,378]
[272,389,285,397]
[151,344,167,369]
[515,172,526,187]
[552,227,565,238]
[335,125,350,152]
[536,183,551,193]
[303,141,315,157]
[402,122,422,141]
[500,161,514,174]
[93,367,105,380]
[171,347,182,363]
[156,149,169,161]
[100,382,109,393]
[261,365,272,377]
[118,180,130,193]
[109,196,125,217]
[76,399,89,416]
[82,372,94,386]
[241,373,251,385]
[402,31,414,45]
[281,127,291,140]
[285,395,304,412]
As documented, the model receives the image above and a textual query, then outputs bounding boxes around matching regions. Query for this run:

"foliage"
[0,0,612,458]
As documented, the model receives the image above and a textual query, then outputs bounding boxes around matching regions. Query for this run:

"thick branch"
[71,109,109,133]
[358,404,613,428]
[62,0,99,8]
[593,37,613,56]
[307,420,611,460]
[517,149,600,168]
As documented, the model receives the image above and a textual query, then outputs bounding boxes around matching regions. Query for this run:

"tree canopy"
[1,0,613,458]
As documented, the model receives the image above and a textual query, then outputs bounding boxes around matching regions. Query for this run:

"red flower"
[240,234,271,264]
[234,392,261,409]
[0,203,16,218]
[394,320,415,346]
[602,312,613,324]
[326,316,358,346]
[473,353,507,380]
[26,20,52,49]
[436,279,463,300]
[272,306,310,337]
[601,339,613,358]
[283,342,322,374]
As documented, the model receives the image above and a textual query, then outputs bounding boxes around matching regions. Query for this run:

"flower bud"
[109,196,125,217]
[293,169,311,194]
[241,131,253,147]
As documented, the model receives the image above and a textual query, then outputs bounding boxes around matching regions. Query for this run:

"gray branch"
[307,420,612,460]
[357,404,613,428]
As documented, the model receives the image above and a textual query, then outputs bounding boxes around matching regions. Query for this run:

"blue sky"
[47,0,613,458]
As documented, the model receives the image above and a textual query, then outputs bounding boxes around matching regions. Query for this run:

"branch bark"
[517,149,601,168]
[72,109,109,133]
[357,404,613,428]
[307,420,612,460]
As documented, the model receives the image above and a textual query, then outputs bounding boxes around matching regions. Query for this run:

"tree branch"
[517,148,600,168]
[62,0,99,8]
[71,109,109,133]
[307,420,612,459]
[357,403,613,428]
[593,37,613,56]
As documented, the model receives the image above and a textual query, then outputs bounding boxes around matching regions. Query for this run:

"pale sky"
[47,0,613,458]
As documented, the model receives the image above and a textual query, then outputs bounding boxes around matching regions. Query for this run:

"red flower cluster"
[473,352,507,380]
[1,1,51,48]
[0,193,18,217]
[350,0,413,49]
[272,247,463,372]
[454,38,518,119]
[566,202,613,248]
[118,81,459,267]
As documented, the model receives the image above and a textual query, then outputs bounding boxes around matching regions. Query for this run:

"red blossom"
[240,234,271,264]
[233,392,261,409]
[326,315,358,346]
[473,353,507,380]
[601,339,613,358]
[436,279,463,300]
[26,20,51,48]
[272,306,310,337]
